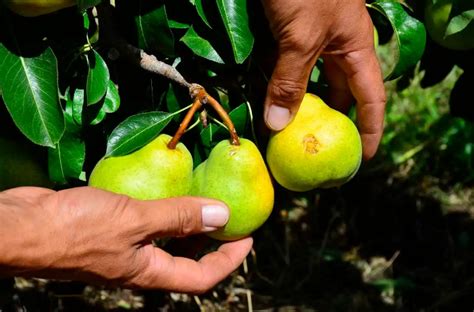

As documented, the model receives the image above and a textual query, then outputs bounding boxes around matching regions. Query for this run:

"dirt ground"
[2,158,474,311]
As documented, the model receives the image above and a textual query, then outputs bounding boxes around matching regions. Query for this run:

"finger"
[323,56,354,114]
[333,48,386,160]
[133,196,230,239]
[264,49,318,131]
[135,237,253,293]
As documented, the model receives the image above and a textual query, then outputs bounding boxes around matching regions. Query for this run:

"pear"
[4,0,76,17]
[192,138,274,241]
[89,134,193,200]
[266,93,362,191]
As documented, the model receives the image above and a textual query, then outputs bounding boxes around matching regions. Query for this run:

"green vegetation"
[0,0,473,310]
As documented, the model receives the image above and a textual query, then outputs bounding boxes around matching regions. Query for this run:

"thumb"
[264,50,316,131]
[134,196,230,239]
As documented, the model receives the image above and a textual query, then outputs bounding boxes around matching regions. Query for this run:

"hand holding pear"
[266,93,362,191]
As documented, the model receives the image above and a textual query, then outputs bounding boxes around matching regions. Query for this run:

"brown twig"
[97,3,239,148]
[97,3,191,89]
[168,85,240,148]
[190,84,239,146]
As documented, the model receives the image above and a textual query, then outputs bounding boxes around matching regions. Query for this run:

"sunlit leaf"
[0,45,64,147]
[106,111,174,157]
[216,0,254,63]
[86,50,109,106]
[180,26,224,63]
[369,1,426,80]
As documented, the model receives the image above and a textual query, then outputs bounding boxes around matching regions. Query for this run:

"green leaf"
[106,111,174,157]
[48,131,86,184]
[369,1,426,81]
[168,20,190,29]
[90,80,121,125]
[86,50,109,106]
[64,91,77,128]
[446,9,474,36]
[180,26,224,64]
[83,11,90,30]
[64,87,85,127]
[226,103,249,135]
[192,142,207,168]
[136,1,175,56]
[216,0,254,63]
[78,0,102,11]
[369,277,416,291]
[200,123,216,148]
[0,45,65,147]
[102,81,121,114]
[195,0,212,28]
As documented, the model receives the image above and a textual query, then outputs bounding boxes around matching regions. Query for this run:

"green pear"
[89,134,193,200]
[266,93,362,191]
[4,0,76,17]
[192,138,274,241]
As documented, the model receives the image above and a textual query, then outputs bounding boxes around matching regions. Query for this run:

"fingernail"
[202,205,229,231]
[266,105,291,131]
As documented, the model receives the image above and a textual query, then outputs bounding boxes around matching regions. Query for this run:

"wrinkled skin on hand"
[0,187,252,293]
[261,0,386,160]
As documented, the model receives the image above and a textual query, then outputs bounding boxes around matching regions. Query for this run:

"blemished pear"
[266,94,362,191]
[192,138,274,241]
[89,134,193,200]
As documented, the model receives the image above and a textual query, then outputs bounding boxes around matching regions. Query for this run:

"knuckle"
[269,79,305,107]
[176,203,199,236]
[280,26,320,55]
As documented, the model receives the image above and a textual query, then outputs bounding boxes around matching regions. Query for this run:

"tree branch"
[97,3,239,147]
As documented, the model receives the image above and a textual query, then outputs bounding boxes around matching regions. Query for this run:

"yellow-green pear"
[266,94,362,191]
[89,134,193,200]
[192,138,274,241]
[3,0,76,17]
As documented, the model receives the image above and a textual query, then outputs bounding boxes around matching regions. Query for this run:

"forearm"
[0,188,54,277]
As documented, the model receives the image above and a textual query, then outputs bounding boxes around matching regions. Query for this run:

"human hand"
[261,0,386,159]
[0,187,252,293]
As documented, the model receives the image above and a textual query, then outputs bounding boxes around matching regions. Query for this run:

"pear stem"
[167,98,202,150]
[205,93,240,146]
[168,85,240,148]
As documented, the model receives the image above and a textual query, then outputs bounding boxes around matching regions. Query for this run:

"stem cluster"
[167,84,240,149]
[97,3,239,150]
